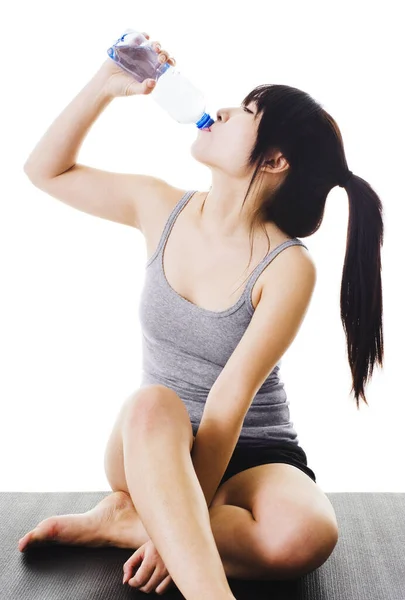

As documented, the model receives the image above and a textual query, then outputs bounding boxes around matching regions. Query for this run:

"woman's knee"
[124,384,193,441]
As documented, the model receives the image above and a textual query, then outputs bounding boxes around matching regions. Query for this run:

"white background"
[2,0,404,492]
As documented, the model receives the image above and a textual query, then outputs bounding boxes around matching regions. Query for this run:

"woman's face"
[190,101,260,178]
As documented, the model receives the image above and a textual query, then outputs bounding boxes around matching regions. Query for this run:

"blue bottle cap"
[196,112,214,129]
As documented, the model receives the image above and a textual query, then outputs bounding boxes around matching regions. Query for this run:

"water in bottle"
[107,29,214,130]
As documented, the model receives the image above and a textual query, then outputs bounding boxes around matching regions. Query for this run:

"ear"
[261,151,289,175]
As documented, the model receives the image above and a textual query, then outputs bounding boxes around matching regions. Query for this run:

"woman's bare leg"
[17,382,270,582]
[18,488,274,581]
[122,393,235,600]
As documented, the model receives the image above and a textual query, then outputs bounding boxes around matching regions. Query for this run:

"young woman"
[19,32,384,598]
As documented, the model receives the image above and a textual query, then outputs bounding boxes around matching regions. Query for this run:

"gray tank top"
[138,190,308,448]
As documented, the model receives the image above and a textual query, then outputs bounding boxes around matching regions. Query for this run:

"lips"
[201,126,211,132]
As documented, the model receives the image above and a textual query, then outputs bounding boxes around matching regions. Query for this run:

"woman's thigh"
[103,385,195,494]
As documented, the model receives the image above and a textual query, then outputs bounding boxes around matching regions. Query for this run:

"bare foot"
[18,491,141,552]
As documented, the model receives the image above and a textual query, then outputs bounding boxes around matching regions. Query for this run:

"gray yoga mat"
[2,491,404,599]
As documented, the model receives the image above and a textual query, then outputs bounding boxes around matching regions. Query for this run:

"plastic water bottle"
[106,29,214,130]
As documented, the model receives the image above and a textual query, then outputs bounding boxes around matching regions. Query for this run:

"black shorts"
[219,441,317,486]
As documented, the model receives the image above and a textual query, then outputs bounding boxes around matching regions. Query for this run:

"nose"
[216,107,235,122]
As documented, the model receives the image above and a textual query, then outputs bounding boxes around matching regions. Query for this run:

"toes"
[18,533,31,551]
[18,520,55,551]
[18,528,38,550]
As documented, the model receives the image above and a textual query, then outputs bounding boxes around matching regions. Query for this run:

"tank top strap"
[146,190,197,267]
[243,238,309,312]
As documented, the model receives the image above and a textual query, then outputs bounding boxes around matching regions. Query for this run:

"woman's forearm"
[23,64,114,181]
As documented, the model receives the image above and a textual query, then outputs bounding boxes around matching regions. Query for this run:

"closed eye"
[243,106,253,114]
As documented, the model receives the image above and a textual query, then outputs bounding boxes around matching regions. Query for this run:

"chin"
[190,147,210,168]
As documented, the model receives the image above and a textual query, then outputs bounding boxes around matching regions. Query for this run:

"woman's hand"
[100,32,176,98]
[123,539,176,595]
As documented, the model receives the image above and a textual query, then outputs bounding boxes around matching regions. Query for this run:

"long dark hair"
[220,84,384,408]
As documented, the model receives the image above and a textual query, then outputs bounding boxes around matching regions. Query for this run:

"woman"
[19,32,384,598]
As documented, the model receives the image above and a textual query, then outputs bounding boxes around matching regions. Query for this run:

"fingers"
[123,547,156,589]
[123,548,142,583]
[135,31,176,66]
[128,560,156,589]
[150,39,177,66]
[137,568,169,594]
[155,574,175,595]
[143,79,157,93]
[122,542,172,593]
